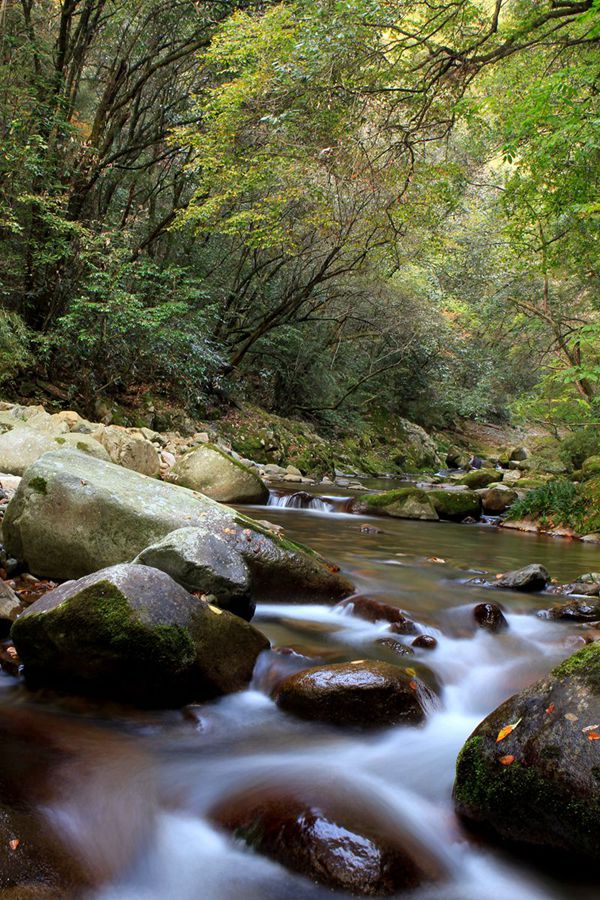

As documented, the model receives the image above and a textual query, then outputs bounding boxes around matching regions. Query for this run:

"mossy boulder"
[354,488,439,521]
[167,443,268,504]
[52,433,110,461]
[275,660,432,728]
[427,489,481,521]
[454,643,600,861]
[11,564,269,706]
[581,455,600,480]
[3,451,352,602]
[458,469,499,490]
[481,487,518,515]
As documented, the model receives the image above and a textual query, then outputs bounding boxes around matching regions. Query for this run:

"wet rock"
[354,488,438,521]
[252,648,319,696]
[481,487,518,515]
[0,706,156,893]
[337,596,416,632]
[458,469,499,490]
[3,452,353,602]
[445,446,470,469]
[0,642,20,676]
[0,582,23,639]
[167,444,268,504]
[275,660,430,728]
[210,780,445,895]
[133,527,253,620]
[412,635,438,650]
[473,602,509,633]
[541,598,600,622]
[375,637,415,657]
[454,643,600,861]
[495,564,550,592]
[11,564,269,706]
[427,489,481,521]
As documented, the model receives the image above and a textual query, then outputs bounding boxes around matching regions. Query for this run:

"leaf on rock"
[496,718,522,742]
[499,755,515,765]
[564,712,579,722]
[545,703,555,715]
[8,839,20,851]
[587,731,600,741]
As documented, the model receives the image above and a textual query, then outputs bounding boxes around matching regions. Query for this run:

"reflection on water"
[2,503,599,899]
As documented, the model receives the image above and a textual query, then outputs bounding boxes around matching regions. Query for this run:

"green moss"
[29,476,47,494]
[428,489,480,519]
[552,642,600,692]
[458,469,498,489]
[205,442,263,479]
[54,436,66,445]
[233,513,319,558]
[363,487,427,509]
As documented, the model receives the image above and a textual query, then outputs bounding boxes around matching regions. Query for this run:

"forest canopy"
[1,0,598,429]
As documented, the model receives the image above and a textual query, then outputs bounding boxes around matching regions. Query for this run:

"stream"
[2,484,600,899]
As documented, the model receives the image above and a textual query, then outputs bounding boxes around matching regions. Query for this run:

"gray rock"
[94,425,160,476]
[0,580,23,637]
[4,451,353,602]
[510,446,530,461]
[495,564,550,592]
[11,564,269,706]
[134,527,253,620]
[481,487,518,515]
[167,444,268,504]
[52,433,111,460]
[0,427,56,475]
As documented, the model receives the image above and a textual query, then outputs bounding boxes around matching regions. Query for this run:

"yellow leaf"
[496,718,522,742]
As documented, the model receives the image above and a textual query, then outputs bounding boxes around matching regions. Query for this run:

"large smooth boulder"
[355,488,438,521]
[427,489,481,521]
[11,564,269,706]
[275,660,431,727]
[52,433,110,461]
[481,487,518,515]
[0,428,56,475]
[454,643,600,861]
[93,425,160,476]
[495,564,550,592]
[3,451,352,602]
[168,444,268,504]
[133,527,253,620]
[210,780,446,895]
[458,469,499,490]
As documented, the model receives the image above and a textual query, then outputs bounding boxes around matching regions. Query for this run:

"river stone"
[458,469,499,490]
[336,596,416,633]
[51,433,111,461]
[427,489,481,521]
[133,527,253,620]
[167,444,268,504]
[210,781,445,895]
[11,564,269,706]
[495,564,550,592]
[356,488,438,521]
[481,487,518,515]
[275,660,430,727]
[25,411,70,438]
[541,597,600,621]
[0,581,23,639]
[93,425,160,476]
[454,643,600,861]
[473,602,508,633]
[3,451,353,601]
[0,428,56,476]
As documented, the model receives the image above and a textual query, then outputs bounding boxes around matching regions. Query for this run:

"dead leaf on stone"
[545,703,555,715]
[582,724,599,733]
[587,731,600,741]
[564,713,579,722]
[8,839,20,851]
[499,755,515,766]
[496,718,522,742]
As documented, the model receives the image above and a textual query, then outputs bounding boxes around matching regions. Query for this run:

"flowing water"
[2,487,600,899]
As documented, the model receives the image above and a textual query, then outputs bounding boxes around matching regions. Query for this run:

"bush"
[0,310,33,384]
[508,480,584,529]
[559,428,600,470]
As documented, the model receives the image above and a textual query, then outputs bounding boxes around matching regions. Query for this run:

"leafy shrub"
[0,310,33,384]
[559,428,600,471]
[508,480,584,529]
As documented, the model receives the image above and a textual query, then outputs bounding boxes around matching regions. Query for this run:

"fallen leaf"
[565,713,579,722]
[587,731,600,741]
[8,839,20,851]
[545,703,555,715]
[409,680,418,691]
[427,557,446,564]
[405,667,417,677]
[496,718,522,742]
[582,724,599,733]
[499,755,515,765]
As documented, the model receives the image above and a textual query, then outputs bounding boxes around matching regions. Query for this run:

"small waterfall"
[267,490,333,512]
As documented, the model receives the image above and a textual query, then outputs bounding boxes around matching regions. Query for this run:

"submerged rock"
[495,564,550,592]
[210,780,445,895]
[473,602,509,633]
[454,643,600,862]
[3,452,353,602]
[275,660,430,728]
[336,595,416,632]
[541,597,600,622]
[167,444,268,504]
[11,564,269,706]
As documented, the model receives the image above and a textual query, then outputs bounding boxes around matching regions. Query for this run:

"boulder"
[454,643,600,861]
[412,635,438,650]
[275,660,431,727]
[133,527,253,620]
[458,469,499,490]
[24,412,69,438]
[3,451,353,601]
[167,444,268,504]
[541,598,600,622]
[445,446,470,469]
[51,434,110,461]
[355,488,439,521]
[427,489,481,521]
[11,564,269,706]
[473,602,508,633]
[336,596,416,633]
[581,455,600,479]
[0,581,23,639]
[495,564,550,593]
[481,487,518,515]
[210,780,445,895]
[510,446,530,462]
[0,428,56,476]
[93,425,160,476]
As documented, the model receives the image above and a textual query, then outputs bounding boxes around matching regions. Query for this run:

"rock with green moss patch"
[454,642,600,861]
[4,451,353,602]
[427,489,481,521]
[581,456,600,480]
[53,432,110,460]
[458,469,499,490]
[167,443,268,504]
[11,564,269,706]
[354,488,439,521]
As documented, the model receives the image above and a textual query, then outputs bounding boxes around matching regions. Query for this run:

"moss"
[427,489,480,519]
[233,513,319,558]
[363,487,428,510]
[552,642,600,692]
[54,436,66,445]
[458,469,498,489]
[28,476,47,495]
[205,442,264,480]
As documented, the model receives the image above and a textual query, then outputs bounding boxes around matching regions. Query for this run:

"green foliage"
[0,310,33,384]
[508,480,584,529]
[559,429,600,470]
